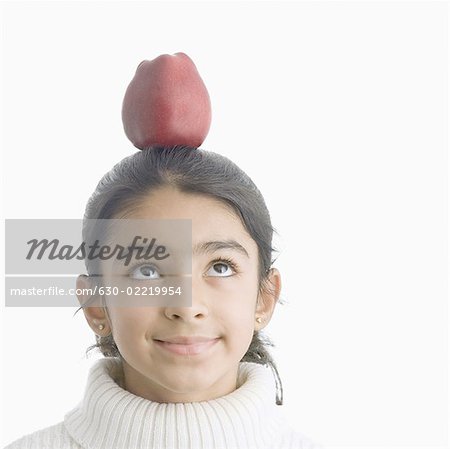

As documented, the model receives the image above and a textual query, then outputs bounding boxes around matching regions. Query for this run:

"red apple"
[121,52,212,150]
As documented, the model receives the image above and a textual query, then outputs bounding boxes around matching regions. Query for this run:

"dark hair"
[74,145,283,404]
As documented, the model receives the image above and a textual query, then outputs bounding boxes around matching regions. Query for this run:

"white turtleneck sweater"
[4,358,324,449]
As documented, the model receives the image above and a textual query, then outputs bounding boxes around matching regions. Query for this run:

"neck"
[64,358,290,449]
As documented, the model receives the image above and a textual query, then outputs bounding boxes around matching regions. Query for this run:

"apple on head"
[121,52,212,150]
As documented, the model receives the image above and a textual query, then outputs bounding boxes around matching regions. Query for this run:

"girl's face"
[79,186,280,403]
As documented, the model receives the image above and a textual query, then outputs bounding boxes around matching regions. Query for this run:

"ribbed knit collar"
[63,357,290,449]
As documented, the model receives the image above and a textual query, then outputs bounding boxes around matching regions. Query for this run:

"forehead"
[117,186,258,257]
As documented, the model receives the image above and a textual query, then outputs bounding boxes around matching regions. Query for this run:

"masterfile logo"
[5,219,192,307]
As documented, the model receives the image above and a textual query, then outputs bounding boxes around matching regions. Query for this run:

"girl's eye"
[206,259,237,277]
[129,264,160,280]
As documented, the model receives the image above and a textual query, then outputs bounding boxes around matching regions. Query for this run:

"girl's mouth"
[153,337,221,356]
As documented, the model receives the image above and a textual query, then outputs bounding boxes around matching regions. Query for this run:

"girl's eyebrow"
[193,240,249,258]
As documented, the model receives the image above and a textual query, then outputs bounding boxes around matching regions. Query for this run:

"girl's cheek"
[206,279,258,312]
[205,273,253,291]
[108,308,155,333]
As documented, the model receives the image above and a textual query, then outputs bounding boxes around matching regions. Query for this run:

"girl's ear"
[76,275,111,335]
[255,268,282,331]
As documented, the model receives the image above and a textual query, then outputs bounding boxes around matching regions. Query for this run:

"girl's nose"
[163,275,208,322]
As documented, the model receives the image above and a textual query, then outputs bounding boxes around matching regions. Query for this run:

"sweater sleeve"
[3,422,81,449]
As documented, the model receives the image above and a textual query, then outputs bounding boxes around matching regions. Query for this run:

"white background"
[0,1,448,448]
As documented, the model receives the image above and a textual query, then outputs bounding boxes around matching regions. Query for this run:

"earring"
[98,324,105,331]
[256,317,263,323]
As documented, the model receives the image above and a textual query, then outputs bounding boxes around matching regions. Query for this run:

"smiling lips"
[153,336,220,356]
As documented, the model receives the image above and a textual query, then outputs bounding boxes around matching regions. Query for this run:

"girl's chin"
[124,355,240,402]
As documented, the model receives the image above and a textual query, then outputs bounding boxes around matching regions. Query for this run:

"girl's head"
[76,145,283,403]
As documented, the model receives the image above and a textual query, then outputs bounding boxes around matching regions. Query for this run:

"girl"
[4,145,324,449]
